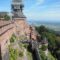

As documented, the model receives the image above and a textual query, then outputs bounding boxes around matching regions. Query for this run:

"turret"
[11,0,25,18]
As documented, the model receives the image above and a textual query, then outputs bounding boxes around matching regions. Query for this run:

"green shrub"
[39,50,47,60]
[23,44,28,48]
[9,47,18,60]
[10,37,15,43]
[47,52,56,60]
[19,51,23,57]
[10,34,17,43]
[4,15,10,20]
[41,45,48,51]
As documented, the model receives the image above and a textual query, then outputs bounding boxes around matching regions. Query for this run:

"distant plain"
[28,20,60,31]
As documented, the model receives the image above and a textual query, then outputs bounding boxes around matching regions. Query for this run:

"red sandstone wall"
[14,18,30,37]
[0,21,14,57]
[0,19,37,59]
[0,18,38,60]
[14,19,37,40]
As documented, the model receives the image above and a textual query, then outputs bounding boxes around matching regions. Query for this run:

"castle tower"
[12,0,26,18]
[11,0,28,38]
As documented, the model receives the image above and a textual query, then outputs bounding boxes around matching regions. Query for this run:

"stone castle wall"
[0,19,37,60]
[0,20,15,60]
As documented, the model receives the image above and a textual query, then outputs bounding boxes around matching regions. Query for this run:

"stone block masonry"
[0,19,37,60]
[0,20,14,60]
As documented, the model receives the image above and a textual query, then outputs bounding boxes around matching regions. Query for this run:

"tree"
[41,45,48,51]
[4,14,10,20]
[36,25,57,50]
[56,49,60,60]
[36,25,59,60]
[46,33,57,49]
[39,50,47,60]
[36,25,49,34]
[0,15,3,20]
[56,37,60,48]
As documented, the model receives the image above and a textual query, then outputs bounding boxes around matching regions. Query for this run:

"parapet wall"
[0,20,15,60]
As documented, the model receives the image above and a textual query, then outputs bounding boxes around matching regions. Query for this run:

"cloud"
[24,0,60,21]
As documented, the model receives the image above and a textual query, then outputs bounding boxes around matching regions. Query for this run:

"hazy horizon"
[28,20,60,31]
[28,19,60,23]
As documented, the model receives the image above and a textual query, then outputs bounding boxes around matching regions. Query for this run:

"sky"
[0,0,60,22]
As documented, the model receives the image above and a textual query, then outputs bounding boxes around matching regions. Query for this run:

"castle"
[0,0,37,60]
